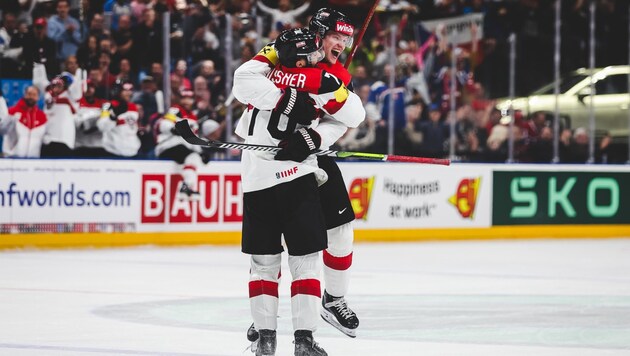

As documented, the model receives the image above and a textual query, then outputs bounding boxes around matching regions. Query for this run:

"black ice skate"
[177,182,200,201]
[320,290,359,338]
[294,330,327,356]
[253,329,276,356]
[247,323,259,352]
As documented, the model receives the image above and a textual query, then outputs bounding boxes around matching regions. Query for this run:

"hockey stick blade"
[175,121,450,165]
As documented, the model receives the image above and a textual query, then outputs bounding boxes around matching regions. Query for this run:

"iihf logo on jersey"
[276,166,298,179]
[449,177,481,219]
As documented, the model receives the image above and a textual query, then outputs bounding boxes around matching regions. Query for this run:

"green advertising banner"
[493,171,630,225]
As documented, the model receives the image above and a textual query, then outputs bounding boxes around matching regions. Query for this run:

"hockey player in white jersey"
[97,79,141,158]
[236,8,364,340]
[233,28,364,356]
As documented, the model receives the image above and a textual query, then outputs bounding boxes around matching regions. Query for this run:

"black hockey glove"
[275,87,318,126]
[113,101,128,116]
[274,128,322,162]
[170,126,181,136]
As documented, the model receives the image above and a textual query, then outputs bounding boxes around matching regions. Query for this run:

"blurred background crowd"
[0,0,628,163]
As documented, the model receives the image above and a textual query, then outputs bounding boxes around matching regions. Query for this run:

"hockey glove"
[112,101,128,117]
[274,128,321,162]
[101,102,116,120]
[275,87,318,126]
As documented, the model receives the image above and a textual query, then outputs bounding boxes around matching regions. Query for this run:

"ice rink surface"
[1,238,630,356]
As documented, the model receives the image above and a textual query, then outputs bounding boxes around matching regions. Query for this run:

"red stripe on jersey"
[54,97,76,114]
[323,250,353,271]
[249,280,279,298]
[290,279,321,298]
[322,98,345,115]
[183,165,196,171]
[116,118,126,126]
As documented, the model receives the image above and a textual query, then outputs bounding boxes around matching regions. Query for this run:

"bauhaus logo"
[141,174,242,224]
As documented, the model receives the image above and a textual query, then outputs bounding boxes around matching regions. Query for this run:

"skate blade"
[320,308,357,338]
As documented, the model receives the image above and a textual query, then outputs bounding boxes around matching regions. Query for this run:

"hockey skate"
[177,182,200,201]
[249,328,275,356]
[247,323,259,352]
[294,330,327,356]
[320,290,359,338]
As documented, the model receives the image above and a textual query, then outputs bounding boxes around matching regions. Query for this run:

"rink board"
[0,159,629,248]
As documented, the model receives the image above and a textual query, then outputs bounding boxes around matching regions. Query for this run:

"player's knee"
[326,223,354,256]
[250,254,282,281]
[288,252,321,280]
[184,151,202,166]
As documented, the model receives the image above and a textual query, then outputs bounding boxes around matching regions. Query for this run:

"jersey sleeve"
[232,45,283,111]
[313,116,349,150]
[310,72,365,129]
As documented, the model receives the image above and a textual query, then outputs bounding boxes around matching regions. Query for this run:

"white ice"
[1,238,630,356]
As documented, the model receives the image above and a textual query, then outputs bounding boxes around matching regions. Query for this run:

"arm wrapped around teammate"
[274,127,321,162]
[275,87,318,125]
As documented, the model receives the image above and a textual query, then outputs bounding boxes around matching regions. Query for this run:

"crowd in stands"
[0,0,628,164]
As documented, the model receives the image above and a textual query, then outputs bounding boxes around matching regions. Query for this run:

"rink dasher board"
[0,159,629,248]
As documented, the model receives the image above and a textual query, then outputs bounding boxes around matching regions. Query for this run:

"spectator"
[76,34,100,69]
[75,79,107,157]
[256,0,311,31]
[97,52,117,90]
[171,59,191,92]
[47,0,83,61]
[22,17,59,78]
[132,7,162,72]
[116,58,134,84]
[149,61,164,90]
[88,13,106,38]
[566,127,589,163]
[0,12,23,76]
[131,75,160,157]
[528,126,553,163]
[1,86,47,158]
[113,14,134,57]
[99,36,122,74]
[196,59,222,106]
[418,103,448,158]
[97,79,141,158]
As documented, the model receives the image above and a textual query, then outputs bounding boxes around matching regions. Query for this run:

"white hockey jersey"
[233,44,365,193]
[97,101,141,157]
[154,104,201,157]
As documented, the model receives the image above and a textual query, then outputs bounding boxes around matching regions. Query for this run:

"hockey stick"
[344,0,380,69]
[175,121,450,165]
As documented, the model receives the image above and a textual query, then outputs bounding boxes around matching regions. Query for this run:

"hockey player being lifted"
[233,27,364,356]
[155,89,204,201]
[235,8,363,342]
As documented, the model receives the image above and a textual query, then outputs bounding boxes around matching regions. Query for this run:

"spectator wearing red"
[0,86,47,158]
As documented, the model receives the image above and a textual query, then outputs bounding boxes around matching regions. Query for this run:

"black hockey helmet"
[111,78,134,98]
[274,27,324,67]
[309,8,355,48]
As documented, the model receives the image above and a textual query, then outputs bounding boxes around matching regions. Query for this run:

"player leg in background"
[289,253,327,356]
[157,144,201,201]
[178,151,202,200]
[317,156,360,338]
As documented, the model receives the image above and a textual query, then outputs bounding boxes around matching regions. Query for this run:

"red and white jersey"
[75,97,106,149]
[97,100,141,157]
[233,44,365,192]
[1,98,48,158]
[154,104,201,157]
[42,91,77,149]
